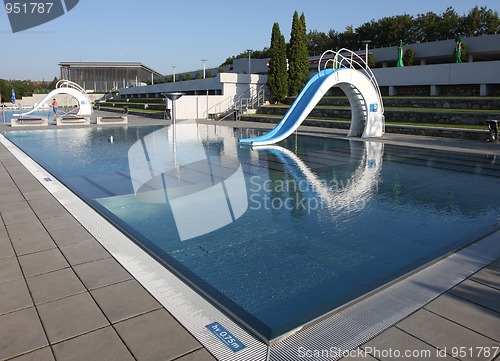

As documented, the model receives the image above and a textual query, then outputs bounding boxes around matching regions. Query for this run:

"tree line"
[264,6,499,103]
[307,6,499,55]
[225,6,499,64]
[0,78,58,103]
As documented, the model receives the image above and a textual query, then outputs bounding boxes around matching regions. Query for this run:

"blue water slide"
[239,68,337,145]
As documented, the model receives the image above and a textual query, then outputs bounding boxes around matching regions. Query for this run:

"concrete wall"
[373,60,500,86]
[129,73,268,120]
[369,34,500,64]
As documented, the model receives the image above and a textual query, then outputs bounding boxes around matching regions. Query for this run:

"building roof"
[58,61,162,77]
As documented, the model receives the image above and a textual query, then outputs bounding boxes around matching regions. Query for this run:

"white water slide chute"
[239,48,385,146]
[19,80,92,117]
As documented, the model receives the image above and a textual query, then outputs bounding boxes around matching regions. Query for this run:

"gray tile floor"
[0,119,216,360]
[0,115,499,360]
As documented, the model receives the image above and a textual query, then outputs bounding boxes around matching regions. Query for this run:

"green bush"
[403,48,415,66]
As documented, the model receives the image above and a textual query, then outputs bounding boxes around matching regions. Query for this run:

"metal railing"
[205,84,268,121]
[231,84,267,121]
[203,96,234,120]
[56,79,87,95]
[318,48,384,114]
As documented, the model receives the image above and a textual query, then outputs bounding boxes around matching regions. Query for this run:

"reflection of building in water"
[258,141,384,214]
[128,122,247,241]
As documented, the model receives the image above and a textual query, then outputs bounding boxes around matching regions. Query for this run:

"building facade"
[59,62,163,93]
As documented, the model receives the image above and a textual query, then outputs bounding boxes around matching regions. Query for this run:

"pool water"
[1,108,74,123]
[3,123,499,341]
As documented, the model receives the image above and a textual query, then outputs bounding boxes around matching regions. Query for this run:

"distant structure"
[59,62,163,93]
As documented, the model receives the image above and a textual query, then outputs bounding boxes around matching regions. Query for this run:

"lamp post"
[201,59,208,118]
[201,59,207,79]
[164,92,183,125]
[361,40,372,68]
[172,66,176,83]
[246,49,252,74]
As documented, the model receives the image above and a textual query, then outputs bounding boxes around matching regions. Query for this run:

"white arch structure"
[239,49,385,146]
[20,80,92,117]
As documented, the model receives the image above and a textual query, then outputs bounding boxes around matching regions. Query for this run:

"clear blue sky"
[0,0,498,80]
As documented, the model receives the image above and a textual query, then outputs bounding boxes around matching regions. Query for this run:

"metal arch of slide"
[239,49,385,146]
[20,80,92,117]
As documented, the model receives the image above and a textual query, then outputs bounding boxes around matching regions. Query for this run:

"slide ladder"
[19,79,92,117]
[239,49,385,146]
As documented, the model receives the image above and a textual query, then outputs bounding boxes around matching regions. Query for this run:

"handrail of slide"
[318,49,384,114]
[56,79,87,94]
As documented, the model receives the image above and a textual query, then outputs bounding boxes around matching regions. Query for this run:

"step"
[239,115,490,141]
[286,96,500,110]
[257,106,497,126]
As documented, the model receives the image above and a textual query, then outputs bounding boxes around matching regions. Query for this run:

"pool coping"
[1,115,499,360]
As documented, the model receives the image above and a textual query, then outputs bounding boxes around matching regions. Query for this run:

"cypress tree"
[268,23,288,103]
[288,11,309,96]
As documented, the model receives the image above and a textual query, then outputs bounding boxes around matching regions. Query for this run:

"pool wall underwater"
[1,123,499,361]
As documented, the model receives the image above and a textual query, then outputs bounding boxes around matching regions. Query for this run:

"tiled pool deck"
[0,113,499,361]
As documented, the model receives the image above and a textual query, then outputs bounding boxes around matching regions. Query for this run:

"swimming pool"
[2,123,499,343]
[0,108,74,123]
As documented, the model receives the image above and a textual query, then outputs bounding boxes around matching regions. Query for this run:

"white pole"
[201,59,207,79]
[247,50,251,74]
[172,66,176,82]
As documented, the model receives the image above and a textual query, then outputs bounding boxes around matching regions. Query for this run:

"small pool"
[0,108,74,123]
[3,123,499,342]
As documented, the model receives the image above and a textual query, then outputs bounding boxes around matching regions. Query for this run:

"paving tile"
[425,292,500,342]
[0,223,7,238]
[40,213,82,232]
[397,309,499,361]
[0,235,15,258]
[34,204,72,220]
[487,258,500,271]
[48,225,94,246]
[363,326,453,360]
[470,267,500,290]
[10,232,57,256]
[18,248,69,278]
[449,279,500,313]
[0,184,19,196]
[27,198,64,216]
[114,309,201,361]
[0,278,33,315]
[14,179,45,194]
[9,347,55,361]
[0,307,48,360]
[0,255,23,282]
[176,348,217,361]
[23,189,52,201]
[0,191,25,207]
[26,268,86,305]
[5,221,47,239]
[91,279,162,323]
[59,238,110,265]
[52,326,134,361]
[73,257,132,290]
[37,292,109,344]
[0,203,37,226]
